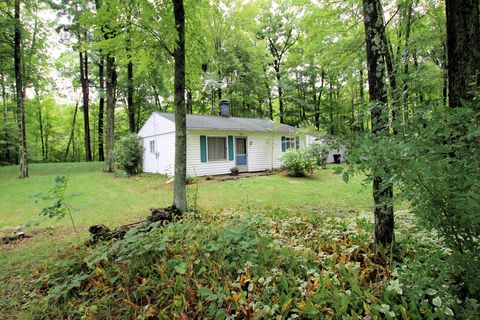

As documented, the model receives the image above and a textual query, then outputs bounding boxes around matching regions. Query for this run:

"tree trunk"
[127,60,135,132]
[98,57,105,161]
[1,73,7,122]
[359,68,366,131]
[314,69,324,131]
[172,0,187,213]
[363,0,394,245]
[104,54,117,172]
[152,85,161,110]
[445,0,480,108]
[402,1,413,126]
[276,69,285,123]
[14,0,27,178]
[186,89,193,114]
[35,91,45,161]
[79,50,92,161]
[65,99,79,161]
[265,80,273,120]
[329,81,334,135]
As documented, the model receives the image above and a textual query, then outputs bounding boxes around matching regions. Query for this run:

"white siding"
[304,136,347,163]
[142,132,175,174]
[186,130,236,176]
[138,113,175,138]
[139,113,301,176]
[186,130,297,176]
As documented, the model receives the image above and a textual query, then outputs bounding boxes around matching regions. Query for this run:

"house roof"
[154,112,296,133]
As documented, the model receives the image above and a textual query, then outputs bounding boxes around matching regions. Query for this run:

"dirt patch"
[210,171,277,181]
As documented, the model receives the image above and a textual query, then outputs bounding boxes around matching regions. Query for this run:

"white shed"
[305,134,347,163]
[138,111,303,176]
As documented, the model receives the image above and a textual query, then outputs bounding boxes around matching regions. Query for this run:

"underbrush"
[24,209,479,319]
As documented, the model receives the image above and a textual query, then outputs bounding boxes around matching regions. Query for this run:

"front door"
[235,137,248,171]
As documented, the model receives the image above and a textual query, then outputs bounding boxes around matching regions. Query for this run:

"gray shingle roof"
[155,112,296,133]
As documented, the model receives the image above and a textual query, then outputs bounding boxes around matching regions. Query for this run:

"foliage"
[26,208,478,319]
[116,134,143,174]
[281,149,317,177]
[305,143,329,169]
[34,175,79,236]
[230,166,239,175]
[0,121,18,166]
[344,105,480,295]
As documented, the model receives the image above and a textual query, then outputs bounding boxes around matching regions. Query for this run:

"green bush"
[306,143,329,168]
[116,134,143,174]
[281,149,317,177]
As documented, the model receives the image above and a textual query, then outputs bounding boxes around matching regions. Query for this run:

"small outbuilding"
[138,104,303,176]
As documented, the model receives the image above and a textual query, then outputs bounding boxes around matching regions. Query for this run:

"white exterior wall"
[142,133,176,174]
[186,130,297,176]
[139,113,301,176]
[140,113,176,174]
[305,135,347,163]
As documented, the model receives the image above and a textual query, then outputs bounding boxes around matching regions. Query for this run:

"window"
[282,137,295,151]
[149,140,155,154]
[207,137,227,161]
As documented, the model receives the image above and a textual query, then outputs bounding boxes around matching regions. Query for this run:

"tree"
[445,0,480,108]
[259,2,299,123]
[14,0,28,178]
[362,0,394,245]
[172,0,187,213]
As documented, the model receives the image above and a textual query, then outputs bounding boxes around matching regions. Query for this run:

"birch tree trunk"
[172,0,187,213]
[14,0,28,178]
[362,0,394,245]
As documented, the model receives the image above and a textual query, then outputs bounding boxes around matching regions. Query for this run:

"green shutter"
[228,136,234,161]
[281,136,286,152]
[200,135,207,162]
[295,137,300,150]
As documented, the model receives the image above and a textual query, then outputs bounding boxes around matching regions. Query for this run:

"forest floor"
[0,162,374,316]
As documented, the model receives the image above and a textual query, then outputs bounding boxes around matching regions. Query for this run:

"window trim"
[282,136,296,152]
[206,136,228,162]
[149,140,156,154]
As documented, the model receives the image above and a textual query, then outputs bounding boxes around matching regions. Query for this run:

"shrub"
[116,134,143,174]
[186,175,197,184]
[345,104,480,296]
[280,149,317,177]
[230,166,239,175]
[306,143,329,168]
[28,209,477,319]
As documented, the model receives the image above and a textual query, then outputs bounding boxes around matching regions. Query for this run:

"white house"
[138,106,303,176]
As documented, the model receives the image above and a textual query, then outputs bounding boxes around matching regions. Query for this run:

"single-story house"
[138,104,304,176]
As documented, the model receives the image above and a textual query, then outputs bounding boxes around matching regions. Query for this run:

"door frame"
[235,136,248,172]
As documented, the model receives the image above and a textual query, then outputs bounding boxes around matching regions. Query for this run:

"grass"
[0,162,372,318]
[0,162,372,229]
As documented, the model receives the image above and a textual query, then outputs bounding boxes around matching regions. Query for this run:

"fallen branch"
[88,205,182,244]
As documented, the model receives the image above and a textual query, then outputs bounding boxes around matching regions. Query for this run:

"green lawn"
[0,162,372,229]
[0,162,372,317]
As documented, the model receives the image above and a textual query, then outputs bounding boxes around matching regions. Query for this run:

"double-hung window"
[207,137,227,161]
[282,137,295,151]
[149,140,155,154]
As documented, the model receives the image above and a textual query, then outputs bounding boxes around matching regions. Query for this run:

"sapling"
[34,175,80,238]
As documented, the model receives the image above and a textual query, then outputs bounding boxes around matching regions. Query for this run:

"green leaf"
[432,296,442,307]
[174,262,188,275]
